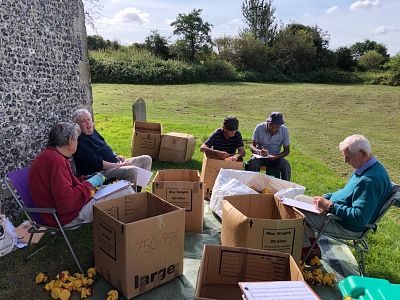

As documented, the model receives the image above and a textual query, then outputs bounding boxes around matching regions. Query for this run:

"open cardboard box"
[152,169,204,232]
[221,194,305,263]
[131,121,162,159]
[93,192,185,299]
[200,154,244,199]
[195,244,303,300]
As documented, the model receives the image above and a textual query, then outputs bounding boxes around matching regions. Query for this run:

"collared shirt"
[355,156,377,176]
[252,122,290,154]
[205,128,244,155]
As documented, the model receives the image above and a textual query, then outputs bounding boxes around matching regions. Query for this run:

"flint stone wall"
[0,0,92,219]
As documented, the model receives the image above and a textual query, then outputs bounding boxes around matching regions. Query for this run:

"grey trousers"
[246,156,291,181]
[102,155,152,185]
[300,210,363,247]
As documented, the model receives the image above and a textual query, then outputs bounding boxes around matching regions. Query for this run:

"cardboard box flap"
[276,197,305,220]
[224,194,281,220]
[154,169,200,182]
[134,120,162,134]
[221,200,248,246]
[94,193,182,223]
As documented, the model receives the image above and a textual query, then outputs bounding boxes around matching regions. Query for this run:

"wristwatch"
[328,202,335,213]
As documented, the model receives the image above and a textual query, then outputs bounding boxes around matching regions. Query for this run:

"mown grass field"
[1,82,399,299]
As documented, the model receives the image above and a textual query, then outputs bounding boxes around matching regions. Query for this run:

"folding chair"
[4,167,85,274]
[301,183,400,276]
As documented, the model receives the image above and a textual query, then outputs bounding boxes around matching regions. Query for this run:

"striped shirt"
[205,128,244,155]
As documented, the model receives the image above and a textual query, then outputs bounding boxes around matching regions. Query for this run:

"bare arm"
[200,143,230,160]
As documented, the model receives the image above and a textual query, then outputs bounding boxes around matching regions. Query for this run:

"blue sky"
[85,0,400,55]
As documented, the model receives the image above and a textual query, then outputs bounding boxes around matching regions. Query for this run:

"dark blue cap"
[267,112,284,125]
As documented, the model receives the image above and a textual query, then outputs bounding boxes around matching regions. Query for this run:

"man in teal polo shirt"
[301,134,392,259]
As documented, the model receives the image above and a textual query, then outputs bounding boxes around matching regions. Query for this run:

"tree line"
[88,0,400,85]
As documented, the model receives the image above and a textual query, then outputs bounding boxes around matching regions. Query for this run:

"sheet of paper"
[252,153,274,159]
[281,197,322,214]
[239,281,320,300]
[134,167,153,187]
[93,180,131,200]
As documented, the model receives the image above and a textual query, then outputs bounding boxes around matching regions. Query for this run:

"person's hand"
[225,154,239,162]
[313,196,332,212]
[260,147,269,156]
[216,151,231,160]
[116,155,126,162]
[86,173,106,188]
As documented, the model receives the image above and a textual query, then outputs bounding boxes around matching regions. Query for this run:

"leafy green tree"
[241,0,278,45]
[336,47,357,71]
[215,34,269,72]
[384,54,400,73]
[144,30,170,60]
[87,35,120,51]
[350,40,389,61]
[170,9,213,62]
[271,27,317,74]
[358,50,386,71]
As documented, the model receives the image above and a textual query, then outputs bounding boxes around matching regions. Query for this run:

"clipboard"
[93,180,131,200]
[239,281,320,300]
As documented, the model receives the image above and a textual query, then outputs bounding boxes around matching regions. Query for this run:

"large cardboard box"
[158,132,196,163]
[152,169,204,232]
[93,192,185,299]
[131,121,162,159]
[195,244,303,300]
[200,154,244,199]
[221,194,305,262]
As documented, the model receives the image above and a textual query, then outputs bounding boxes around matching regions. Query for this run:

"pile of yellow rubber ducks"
[301,256,337,287]
[35,267,119,300]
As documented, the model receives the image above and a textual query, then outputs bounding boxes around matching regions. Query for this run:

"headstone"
[132,98,147,122]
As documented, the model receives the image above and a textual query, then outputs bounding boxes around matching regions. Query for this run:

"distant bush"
[90,48,237,84]
[89,47,399,85]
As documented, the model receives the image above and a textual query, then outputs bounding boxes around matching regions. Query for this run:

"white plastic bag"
[0,214,18,257]
[210,169,306,218]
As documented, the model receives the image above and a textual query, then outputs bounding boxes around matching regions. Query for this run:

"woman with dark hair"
[29,122,105,227]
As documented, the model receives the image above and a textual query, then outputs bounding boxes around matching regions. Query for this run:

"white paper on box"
[281,197,321,214]
[239,281,319,300]
[134,167,153,187]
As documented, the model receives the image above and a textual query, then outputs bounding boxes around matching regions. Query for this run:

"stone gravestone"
[132,98,147,122]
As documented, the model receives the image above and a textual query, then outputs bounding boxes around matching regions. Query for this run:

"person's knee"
[245,159,259,171]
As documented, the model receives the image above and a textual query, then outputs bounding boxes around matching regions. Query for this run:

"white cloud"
[227,18,243,26]
[350,0,381,11]
[303,13,310,18]
[326,6,339,14]
[374,25,400,35]
[165,18,174,26]
[100,7,150,26]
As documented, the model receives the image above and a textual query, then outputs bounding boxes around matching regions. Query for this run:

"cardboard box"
[158,132,196,163]
[152,169,204,233]
[200,154,244,199]
[195,244,303,300]
[131,121,162,159]
[93,192,185,299]
[221,194,305,262]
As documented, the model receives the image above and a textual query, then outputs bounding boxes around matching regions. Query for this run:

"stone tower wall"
[0,0,92,217]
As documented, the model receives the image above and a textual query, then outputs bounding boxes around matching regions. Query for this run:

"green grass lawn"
[1,82,399,299]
